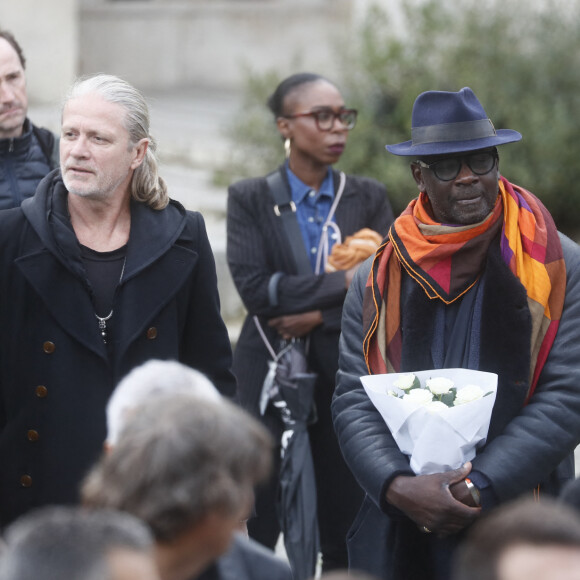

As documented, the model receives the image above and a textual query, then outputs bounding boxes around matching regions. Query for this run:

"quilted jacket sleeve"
[470,233,580,500]
[332,259,414,512]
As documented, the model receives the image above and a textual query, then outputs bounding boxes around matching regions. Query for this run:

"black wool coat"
[227,166,394,416]
[0,171,236,527]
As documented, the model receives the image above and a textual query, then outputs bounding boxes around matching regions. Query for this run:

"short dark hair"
[0,506,153,580]
[0,29,26,69]
[267,72,329,117]
[452,497,580,580]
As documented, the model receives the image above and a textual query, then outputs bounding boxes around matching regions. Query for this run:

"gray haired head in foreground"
[106,359,221,445]
[0,506,154,580]
[84,393,273,542]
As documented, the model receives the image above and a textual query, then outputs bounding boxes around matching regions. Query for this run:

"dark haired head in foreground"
[452,497,580,580]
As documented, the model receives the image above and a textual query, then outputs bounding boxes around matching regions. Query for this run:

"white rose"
[426,401,449,413]
[393,373,419,391]
[426,376,455,395]
[454,384,484,405]
[403,388,433,406]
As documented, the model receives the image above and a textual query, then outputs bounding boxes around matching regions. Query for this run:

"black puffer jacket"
[0,119,57,209]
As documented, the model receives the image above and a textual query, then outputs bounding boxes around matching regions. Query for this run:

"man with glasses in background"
[332,87,580,580]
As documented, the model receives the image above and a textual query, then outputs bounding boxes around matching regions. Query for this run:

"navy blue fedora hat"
[386,87,522,156]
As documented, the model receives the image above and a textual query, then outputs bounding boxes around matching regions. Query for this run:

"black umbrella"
[260,339,320,580]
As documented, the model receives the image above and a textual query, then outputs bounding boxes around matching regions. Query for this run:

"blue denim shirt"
[285,163,337,272]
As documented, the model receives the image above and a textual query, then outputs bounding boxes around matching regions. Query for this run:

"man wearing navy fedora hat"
[332,87,580,579]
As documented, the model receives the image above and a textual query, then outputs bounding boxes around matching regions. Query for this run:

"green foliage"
[216,0,580,236]
[440,389,457,408]
[212,69,283,187]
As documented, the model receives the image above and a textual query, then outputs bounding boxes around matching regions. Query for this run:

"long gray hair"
[64,74,169,209]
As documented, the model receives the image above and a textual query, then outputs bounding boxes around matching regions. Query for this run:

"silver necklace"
[95,257,126,344]
[95,310,114,343]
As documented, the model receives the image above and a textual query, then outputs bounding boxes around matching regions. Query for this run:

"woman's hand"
[268,310,323,339]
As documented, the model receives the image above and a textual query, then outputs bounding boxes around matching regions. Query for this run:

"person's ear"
[130,138,149,170]
[410,162,426,193]
[276,117,291,140]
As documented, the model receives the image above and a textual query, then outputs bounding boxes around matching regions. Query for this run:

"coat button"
[20,475,32,487]
[27,430,39,442]
[146,327,158,340]
[36,385,48,398]
[43,341,56,354]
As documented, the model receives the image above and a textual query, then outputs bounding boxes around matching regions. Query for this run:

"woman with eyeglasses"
[226,73,394,575]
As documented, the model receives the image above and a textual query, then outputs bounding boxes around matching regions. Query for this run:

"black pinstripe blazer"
[227,166,394,414]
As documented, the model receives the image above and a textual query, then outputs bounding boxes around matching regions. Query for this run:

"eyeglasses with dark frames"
[416,150,498,181]
[283,108,358,131]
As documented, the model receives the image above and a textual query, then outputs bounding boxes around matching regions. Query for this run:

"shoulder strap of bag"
[266,170,312,276]
[314,170,346,274]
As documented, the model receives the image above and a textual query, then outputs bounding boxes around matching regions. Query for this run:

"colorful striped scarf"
[363,176,565,400]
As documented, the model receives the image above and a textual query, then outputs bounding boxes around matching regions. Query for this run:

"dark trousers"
[248,377,364,571]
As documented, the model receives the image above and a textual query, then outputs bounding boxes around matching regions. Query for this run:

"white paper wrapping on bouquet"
[360,368,498,475]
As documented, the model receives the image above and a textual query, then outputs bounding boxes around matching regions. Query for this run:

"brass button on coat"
[27,430,39,442]
[146,327,158,340]
[42,341,56,354]
[20,475,32,487]
[35,385,48,398]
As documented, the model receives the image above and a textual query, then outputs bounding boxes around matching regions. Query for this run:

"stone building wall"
[0,0,78,104]
[78,0,354,91]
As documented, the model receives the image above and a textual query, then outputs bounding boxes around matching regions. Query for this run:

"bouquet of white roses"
[360,368,497,475]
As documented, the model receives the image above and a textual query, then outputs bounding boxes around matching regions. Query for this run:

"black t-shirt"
[79,244,127,318]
